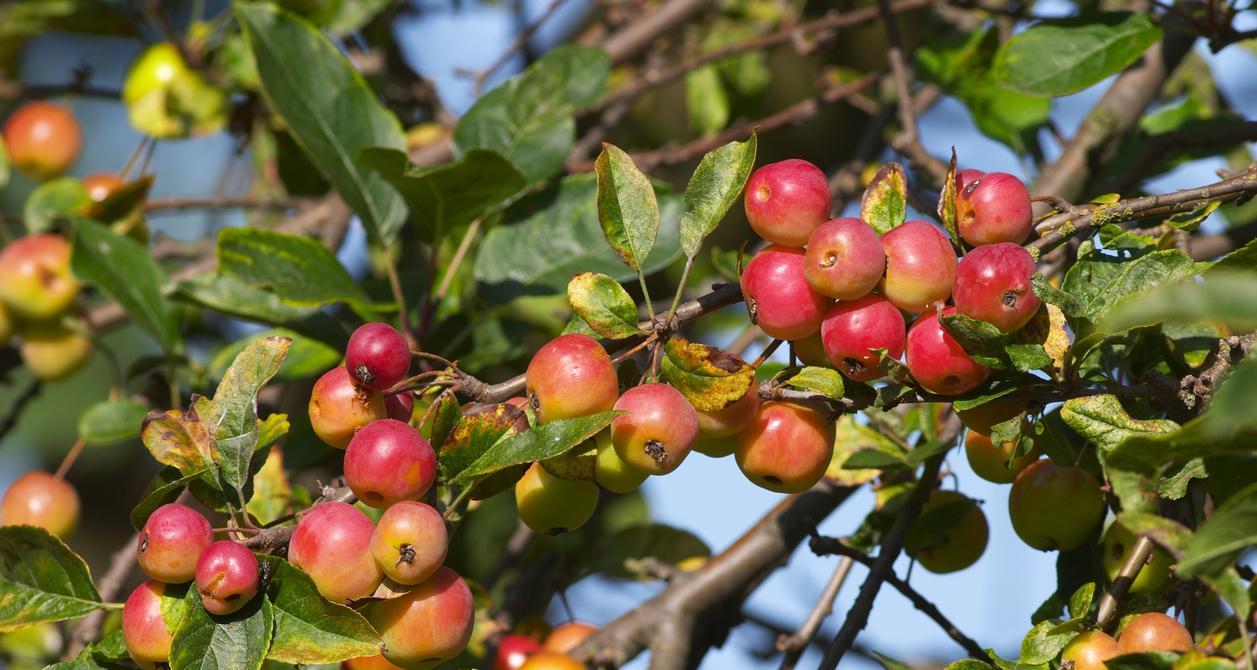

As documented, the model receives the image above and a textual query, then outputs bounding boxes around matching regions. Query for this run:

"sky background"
[2,1,1256,668]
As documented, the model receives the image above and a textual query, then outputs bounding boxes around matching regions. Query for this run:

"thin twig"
[435,218,482,303]
[876,0,946,184]
[142,195,306,214]
[0,379,40,443]
[777,556,854,669]
[53,439,87,481]
[472,0,572,93]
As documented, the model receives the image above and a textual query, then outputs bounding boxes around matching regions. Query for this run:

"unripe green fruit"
[1060,631,1118,670]
[905,490,988,573]
[122,580,174,670]
[123,43,228,139]
[1,471,80,539]
[19,322,93,382]
[964,432,1037,484]
[1102,522,1172,594]
[1009,460,1104,551]
[955,397,1025,436]
[594,431,648,493]
[366,566,475,669]
[515,462,599,534]
[0,301,11,346]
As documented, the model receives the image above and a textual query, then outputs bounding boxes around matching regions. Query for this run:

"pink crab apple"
[137,502,213,583]
[803,218,886,300]
[1,471,80,539]
[385,391,414,423]
[736,402,834,493]
[308,366,388,449]
[366,566,475,669]
[82,173,125,203]
[344,419,437,508]
[0,233,80,320]
[955,168,983,192]
[953,243,1041,332]
[1116,612,1193,653]
[611,383,699,475]
[370,501,447,585]
[525,333,619,423]
[904,308,990,396]
[741,245,831,341]
[195,540,260,615]
[495,634,544,670]
[122,580,174,670]
[743,159,831,247]
[880,220,958,313]
[956,172,1033,246]
[288,501,383,603]
[819,294,906,382]
[346,322,411,391]
[2,101,82,179]
[1009,459,1105,551]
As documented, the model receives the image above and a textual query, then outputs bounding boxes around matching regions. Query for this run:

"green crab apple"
[343,419,437,508]
[0,233,80,320]
[610,383,699,475]
[370,501,447,585]
[953,243,1041,333]
[880,220,957,313]
[906,490,989,573]
[366,566,475,669]
[736,402,834,493]
[1009,459,1104,551]
[288,501,383,603]
[964,432,1038,484]
[515,462,599,534]
[137,502,213,583]
[955,396,1025,436]
[1102,522,1172,594]
[956,172,1033,246]
[308,366,388,449]
[2,101,82,179]
[122,580,174,670]
[803,217,886,300]
[594,431,648,494]
[19,322,93,382]
[194,540,260,615]
[819,294,905,382]
[741,244,831,340]
[743,159,831,247]
[525,333,619,422]
[904,308,990,395]
[123,43,228,138]
[1,471,80,539]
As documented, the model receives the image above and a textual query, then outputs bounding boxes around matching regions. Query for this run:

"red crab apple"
[956,172,1033,246]
[904,308,990,395]
[736,402,834,493]
[343,419,437,508]
[122,580,174,670]
[525,333,619,423]
[1,471,80,539]
[819,294,906,382]
[346,322,410,390]
[611,383,699,475]
[0,233,80,320]
[385,391,414,422]
[515,462,599,534]
[1116,612,1193,653]
[953,243,1041,333]
[82,173,125,202]
[308,366,388,449]
[366,566,475,669]
[342,656,406,670]
[741,244,830,341]
[743,159,831,247]
[1061,631,1118,670]
[195,540,260,615]
[137,502,213,583]
[803,217,886,300]
[288,501,383,603]
[880,220,957,313]
[2,101,82,179]
[370,501,447,585]
[1009,459,1105,551]
[495,634,544,670]
[955,168,983,192]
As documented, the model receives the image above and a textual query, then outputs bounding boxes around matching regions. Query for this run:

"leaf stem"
[666,256,695,323]
[637,269,656,322]
[54,439,87,481]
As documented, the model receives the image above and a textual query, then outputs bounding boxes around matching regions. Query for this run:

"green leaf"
[1178,481,1257,577]
[452,412,619,485]
[1158,458,1207,500]
[141,406,218,479]
[1098,271,1257,335]
[78,399,148,446]
[872,652,915,670]
[1212,237,1257,272]
[1019,618,1083,664]
[940,313,1045,370]
[204,336,291,496]
[46,628,130,669]
[945,662,995,670]
[992,12,1163,97]
[85,176,154,226]
[209,329,339,382]
[1031,274,1085,320]
[454,45,609,185]
[659,338,756,413]
[262,556,382,663]
[860,163,908,235]
[829,416,904,484]
[474,174,683,305]
[678,134,757,258]
[1166,201,1220,231]
[1005,343,1052,373]
[169,581,272,670]
[1059,395,1178,452]
[684,65,729,135]
[1068,582,1096,619]
[938,150,959,242]
[71,216,181,350]
[24,177,88,233]
[131,467,206,529]
[217,228,384,317]
[357,147,526,241]
[175,274,322,324]
[566,272,644,340]
[1061,246,1201,343]
[0,527,103,632]
[595,143,660,271]
[246,446,292,526]
[439,403,529,493]
[235,3,407,242]
[785,366,845,400]
[591,524,711,580]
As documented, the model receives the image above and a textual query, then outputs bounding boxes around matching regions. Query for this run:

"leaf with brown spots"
[659,338,755,413]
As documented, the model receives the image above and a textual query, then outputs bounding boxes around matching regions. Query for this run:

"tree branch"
[1094,534,1154,631]
[142,195,309,214]
[776,556,854,670]
[877,0,947,185]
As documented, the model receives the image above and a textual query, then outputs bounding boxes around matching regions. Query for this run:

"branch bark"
[1095,535,1154,631]
[776,556,854,670]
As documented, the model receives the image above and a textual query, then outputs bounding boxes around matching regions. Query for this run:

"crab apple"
[594,432,648,494]
[955,168,984,192]
[741,245,831,340]
[515,462,599,534]
[1009,459,1105,551]
[366,566,475,669]
[819,294,906,382]
[743,159,831,246]
[288,501,383,603]
[791,332,831,368]
[1,471,80,539]
[525,334,619,423]
[344,419,437,508]
[343,656,406,670]
[0,233,80,320]
[385,391,415,423]
[611,383,699,475]
[1060,631,1118,670]
[905,308,990,395]
[370,501,447,585]
[137,502,213,583]
[195,540,260,615]
[964,432,1038,484]
[953,243,1041,333]
[1116,612,1193,653]
[906,490,989,573]
[495,634,544,670]
[696,383,760,441]
[346,322,411,390]
[1102,523,1172,594]
[82,173,125,203]
[520,653,584,670]
[736,402,834,494]
[955,396,1025,436]
[881,220,958,313]
[308,366,388,449]
[543,621,598,653]
[20,323,93,382]
[956,172,1033,246]
[122,580,174,670]
[2,102,81,179]
[803,218,886,300]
